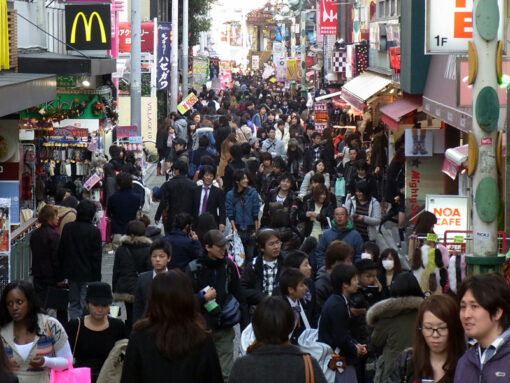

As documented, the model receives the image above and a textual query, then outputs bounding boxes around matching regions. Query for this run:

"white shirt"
[153,268,168,279]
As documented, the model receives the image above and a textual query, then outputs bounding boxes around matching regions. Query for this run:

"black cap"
[173,137,187,146]
[204,229,229,247]
[86,282,113,305]
[356,259,378,271]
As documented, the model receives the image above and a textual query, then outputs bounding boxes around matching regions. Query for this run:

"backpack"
[132,180,152,215]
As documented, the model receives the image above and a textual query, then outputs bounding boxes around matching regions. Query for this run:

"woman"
[286,138,304,185]
[367,272,424,383]
[229,296,326,383]
[226,169,260,264]
[387,294,466,383]
[66,282,127,383]
[289,116,305,149]
[0,281,72,383]
[112,220,152,331]
[236,115,253,144]
[299,159,330,199]
[121,270,223,383]
[218,133,237,178]
[377,248,403,299]
[299,184,334,239]
[344,180,381,242]
[156,119,170,176]
[29,205,60,311]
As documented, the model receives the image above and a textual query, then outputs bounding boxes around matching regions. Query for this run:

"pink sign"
[83,173,101,191]
[119,22,155,53]
[116,126,138,138]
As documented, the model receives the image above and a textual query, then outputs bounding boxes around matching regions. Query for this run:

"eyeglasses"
[419,326,448,337]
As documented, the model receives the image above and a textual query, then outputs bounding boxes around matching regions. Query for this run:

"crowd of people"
[1,75,510,383]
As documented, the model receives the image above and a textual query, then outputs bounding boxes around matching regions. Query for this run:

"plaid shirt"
[263,260,279,295]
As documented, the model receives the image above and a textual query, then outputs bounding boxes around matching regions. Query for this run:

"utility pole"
[130,0,141,133]
[182,0,189,96]
[170,0,179,112]
[468,0,504,274]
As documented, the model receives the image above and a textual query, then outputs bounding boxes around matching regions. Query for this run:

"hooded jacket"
[344,196,382,241]
[366,296,423,383]
[454,327,510,383]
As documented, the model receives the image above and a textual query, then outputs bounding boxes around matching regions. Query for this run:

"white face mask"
[361,252,372,260]
[382,259,394,271]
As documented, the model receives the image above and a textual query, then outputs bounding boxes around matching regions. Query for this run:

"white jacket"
[343,196,381,240]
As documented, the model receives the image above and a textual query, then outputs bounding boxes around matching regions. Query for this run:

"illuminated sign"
[65,4,111,50]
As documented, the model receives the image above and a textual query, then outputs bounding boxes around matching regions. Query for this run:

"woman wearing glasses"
[387,294,466,383]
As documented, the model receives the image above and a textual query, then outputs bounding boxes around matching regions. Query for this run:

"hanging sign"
[318,0,337,35]
[177,93,199,115]
[118,22,155,53]
[192,57,210,85]
[425,0,505,54]
[65,4,111,50]
[156,22,171,90]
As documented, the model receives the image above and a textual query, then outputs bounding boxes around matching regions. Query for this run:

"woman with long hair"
[0,281,72,383]
[230,296,327,383]
[286,138,304,184]
[218,133,237,179]
[299,159,331,199]
[377,248,403,299]
[387,294,466,383]
[155,118,170,176]
[121,270,223,383]
[299,183,335,240]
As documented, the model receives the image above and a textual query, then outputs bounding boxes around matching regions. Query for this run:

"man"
[107,173,142,247]
[133,239,172,323]
[158,160,197,233]
[260,173,299,228]
[261,127,286,160]
[165,137,189,177]
[163,212,202,271]
[58,199,102,319]
[186,230,247,382]
[54,188,77,235]
[194,165,226,230]
[454,274,510,383]
[302,123,316,151]
[313,207,363,269]
[303,132,323,173]
[338,147,361,196]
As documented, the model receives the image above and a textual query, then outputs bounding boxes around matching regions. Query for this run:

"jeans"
[212,327,235,383]
[68,280,88,320]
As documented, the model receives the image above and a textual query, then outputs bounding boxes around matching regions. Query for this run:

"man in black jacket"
[193,165,226,230]
[158,160,197,233]
[303,132,323,173]
[58,199,102,320]
[133,239,171,323]
[186,230,247,382]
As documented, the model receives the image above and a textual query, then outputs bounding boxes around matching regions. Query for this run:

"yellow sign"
[426,233,438,242]
[70,11,107,44]
[177,93,199,115]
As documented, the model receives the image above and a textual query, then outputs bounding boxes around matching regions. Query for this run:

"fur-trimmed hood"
[120,235,152,246]
[366,296,423,327]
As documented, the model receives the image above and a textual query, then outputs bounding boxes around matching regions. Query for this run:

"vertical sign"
[192,57,210,85]
[319,0,337,35]
[156,22,171,90]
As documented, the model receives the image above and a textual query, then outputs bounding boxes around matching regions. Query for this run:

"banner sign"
[425,195,468,238]
[276,57,287,81]
[177,93,199,115]
[318,0,337,35]
[0,182,19,225]
[286,58,300,80]
[314,101,329,123]
[219,70,232,89]
[65,4,111,50]
[118,22,155,53]
[156,22,171,90]
[193,57,210,85]
[425,0,505,54]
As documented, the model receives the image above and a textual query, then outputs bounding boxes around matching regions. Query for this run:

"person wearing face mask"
[377,248,403,299]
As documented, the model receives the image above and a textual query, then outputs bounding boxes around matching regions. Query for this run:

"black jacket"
[215,125,234,152]
[133,270,153,323]
[193,185,226,226]
[229,344,327,383]
[121,329,223,383]
[261,188,300,227]
[156,128,169,151]
[349,173,379,200]
[30,225,60,279]
[298,196,335,237]
[186,254,248,330]
[112,236,152,297]
[223,159,246,192]
[58,221,102,282]
[164,231,202,271]
[303,145,322,173]
[241,254,285,306]
[159,175,197,229]
[314,266,332,314]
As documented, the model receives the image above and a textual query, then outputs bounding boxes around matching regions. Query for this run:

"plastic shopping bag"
[230,232,245,268]
[50,359,91,383]
[335,177,345,198]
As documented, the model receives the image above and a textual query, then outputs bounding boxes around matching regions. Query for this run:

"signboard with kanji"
[318,0,337,35]
[156,22,171,90]
[119,22,155,53]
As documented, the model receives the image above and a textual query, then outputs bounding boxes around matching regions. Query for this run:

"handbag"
[303,354,315,383]
[219,295,241,327]
[230,232,245,268]
[50,359,91,383]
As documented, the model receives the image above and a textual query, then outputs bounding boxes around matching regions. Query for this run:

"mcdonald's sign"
[65,4,111,50]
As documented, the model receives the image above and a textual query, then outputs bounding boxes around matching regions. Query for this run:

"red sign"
[116,126,138,138]
[119,22,154,53]
[318,0,337,35]
[480,137,493,146]
[314,101,329,123]
[53,126,88,137]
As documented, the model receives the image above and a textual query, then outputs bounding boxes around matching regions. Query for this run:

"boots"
[412,135,419,155]
[419,135,428,155]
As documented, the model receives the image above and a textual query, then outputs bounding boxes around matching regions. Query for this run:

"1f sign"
[425,0,505,54]
[65,4,111,50]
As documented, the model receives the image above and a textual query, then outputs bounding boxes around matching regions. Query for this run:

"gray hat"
[288,138,299,147]
[204,229,229,247]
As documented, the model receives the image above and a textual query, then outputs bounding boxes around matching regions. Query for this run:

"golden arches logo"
[70,11,107,44]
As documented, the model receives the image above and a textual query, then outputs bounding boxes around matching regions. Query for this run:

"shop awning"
[315,90,342,102]
[18,53,116,76]
[422,55,472,132]
[341,71,392,111]
[380,95,422,131]
[0,72,56,117]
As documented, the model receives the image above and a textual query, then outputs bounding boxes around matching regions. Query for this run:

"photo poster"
[404,128,433,157]
[0,198,10,254]
[0,181,20,224]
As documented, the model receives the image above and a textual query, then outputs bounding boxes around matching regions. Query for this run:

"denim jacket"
[226,187,260,230]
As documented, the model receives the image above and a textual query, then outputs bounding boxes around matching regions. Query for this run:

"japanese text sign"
[318,0,337,35]
[177,93,199,115]
[118,22,155,53]
[156,22,171,90]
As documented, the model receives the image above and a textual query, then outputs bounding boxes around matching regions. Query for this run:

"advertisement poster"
[318,0,337,35]
[286,58,300,80]
[219,70,232,89]
[177,93,199,115]
[276,57,287,81]
[425,195,468,238]
[314,101,329,133]
[0,182,19,225]
[118,22,155,53]
[404,129,433,157]
[193,57,210,85]
[0,198,10,254]
[156,22,172,90]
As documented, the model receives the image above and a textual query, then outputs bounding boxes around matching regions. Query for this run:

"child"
[279,268,310,344]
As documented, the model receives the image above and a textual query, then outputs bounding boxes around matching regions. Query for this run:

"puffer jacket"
[454,327,510,383]
[366,296,423,383]
[112,235,152,301]
[344,196,382,241]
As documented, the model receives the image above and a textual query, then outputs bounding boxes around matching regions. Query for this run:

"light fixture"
[82,79,91,87]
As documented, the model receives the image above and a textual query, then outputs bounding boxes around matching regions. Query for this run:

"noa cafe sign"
[425,195,468,238]
[425,0,505,54]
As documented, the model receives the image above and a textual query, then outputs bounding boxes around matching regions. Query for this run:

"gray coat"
[366,296,423,383]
